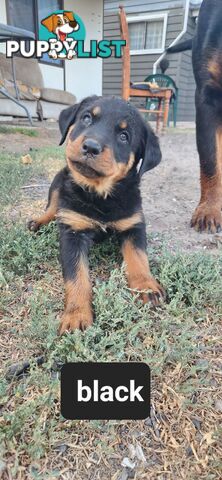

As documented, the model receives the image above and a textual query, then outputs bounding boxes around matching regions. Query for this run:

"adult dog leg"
[191,92,222,233]
[58,226,93,334]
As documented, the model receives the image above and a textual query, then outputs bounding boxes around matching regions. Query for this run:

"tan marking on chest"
[57,209,142,232]
[111,211,142,231]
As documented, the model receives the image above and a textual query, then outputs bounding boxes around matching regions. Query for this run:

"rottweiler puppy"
[167,0,222,233]
[28,96,165,334]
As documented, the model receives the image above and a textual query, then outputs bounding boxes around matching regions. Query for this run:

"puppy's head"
[59,96,161,196]
[41,12,79,40]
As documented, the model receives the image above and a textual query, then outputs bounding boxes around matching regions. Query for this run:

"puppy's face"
[41,12,79,41]
[55,15,74,40]
[59,96,161,196]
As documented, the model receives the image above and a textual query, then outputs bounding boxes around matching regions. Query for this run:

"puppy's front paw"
[191,202,222,233]
[49,50,58,60]
[147,285,165,306]
[67,50,75,60]
[27,219,40,232]
[129,276,165,306]
[59,310,93,335]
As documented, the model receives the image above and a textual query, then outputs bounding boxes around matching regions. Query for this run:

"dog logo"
[6,11,125,61]
[40,10,84,60]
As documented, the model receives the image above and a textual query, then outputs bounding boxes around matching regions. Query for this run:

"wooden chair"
[145,73,179,127]
[119,6,172,133]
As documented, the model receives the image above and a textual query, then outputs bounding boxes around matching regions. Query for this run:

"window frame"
[36,0,64,67]
[6,0,64,68]
[127,13,168,55]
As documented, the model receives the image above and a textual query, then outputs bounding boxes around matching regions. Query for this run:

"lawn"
[0,126,39,137]
[0,144,222,480]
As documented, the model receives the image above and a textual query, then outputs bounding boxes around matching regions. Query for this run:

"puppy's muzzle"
[73,161,105,178]
[67,136,114,179]
[71,138,104,178]
[81,138,103,156]
[70,20,78,29]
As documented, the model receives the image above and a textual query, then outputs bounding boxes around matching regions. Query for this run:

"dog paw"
[58,311,93,335]
[130,277,166,306]
[27,219,40,232]
[48,50,58,60]
[67,50,75,60]
[147,286,166,306]
[191,203,222,233]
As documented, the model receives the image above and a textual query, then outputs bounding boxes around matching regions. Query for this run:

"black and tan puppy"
[167,0,222,233]
[28,96,165,334]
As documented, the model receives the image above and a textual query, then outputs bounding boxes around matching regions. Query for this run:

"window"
[7,0,36,33]
[38,0,63,64]
[6,0,63,65]
[127,13,168,55]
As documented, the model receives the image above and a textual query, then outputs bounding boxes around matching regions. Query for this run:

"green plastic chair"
[144,74,178,127]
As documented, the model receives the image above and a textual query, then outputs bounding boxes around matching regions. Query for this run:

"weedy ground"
[0,137,222,480]
[0,126,39,137]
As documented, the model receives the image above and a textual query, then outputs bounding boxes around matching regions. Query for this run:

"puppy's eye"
[64,18,69,23]
[82,113,92,127]
[58,19,62,25]
[119,131,129,143]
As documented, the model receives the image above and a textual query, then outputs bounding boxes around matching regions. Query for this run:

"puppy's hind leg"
[28,174,60,232]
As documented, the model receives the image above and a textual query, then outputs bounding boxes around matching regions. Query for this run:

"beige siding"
[177,11,196,120]
[103,0,197,121]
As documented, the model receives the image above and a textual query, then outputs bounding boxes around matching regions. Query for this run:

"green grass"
[0,153,39,206]
[0,147,64,206]
[0,125,39,136]
[0,148,222,479]
[1,223,221,477]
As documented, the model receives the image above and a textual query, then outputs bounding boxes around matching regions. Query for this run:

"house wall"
[38,64,64,90]
[103,0,196,121]
[0,0,64,88]
[0,0,103,99]
[64,0,103,101]
[0,0,7,53]
[177,11,196,120]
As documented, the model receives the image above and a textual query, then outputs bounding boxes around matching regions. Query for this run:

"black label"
[61,362,150,420]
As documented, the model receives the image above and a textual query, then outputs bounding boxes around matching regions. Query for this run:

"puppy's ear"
[59,104,80,145]
[138,125,162,176]
[59,95,100,145]
[64,11,75,21]
[64,12,79,30]
[41,14,55,32]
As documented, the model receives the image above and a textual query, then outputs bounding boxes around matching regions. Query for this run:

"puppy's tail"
[166,39,193,54]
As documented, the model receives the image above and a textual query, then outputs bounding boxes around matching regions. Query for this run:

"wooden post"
[156,99,162,135]
[119,6,130,100]
[162,90,171,133]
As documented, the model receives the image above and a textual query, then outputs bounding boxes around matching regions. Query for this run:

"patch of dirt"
[142,130,222,253]
[0,122,60,154]
[2,124,222,253]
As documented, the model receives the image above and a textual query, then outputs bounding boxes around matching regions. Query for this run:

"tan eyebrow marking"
[120,121,128,129]
[92,106,101,116]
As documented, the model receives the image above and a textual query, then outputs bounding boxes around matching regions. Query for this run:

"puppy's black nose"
[82,138,102,156]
